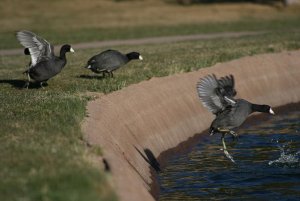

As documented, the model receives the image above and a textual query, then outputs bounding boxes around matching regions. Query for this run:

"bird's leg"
[221,132,236,163]
[23,73,30,89]
[23,82,29,89]
[217,128,238,140]
[102,72,105,78]
[109,71,114,78]
[40,82,44,89]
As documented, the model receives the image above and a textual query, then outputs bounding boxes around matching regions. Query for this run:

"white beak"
[139,55,143,60]
[269,108,275,115]
[70,47,75,53]
[86,65,91,69]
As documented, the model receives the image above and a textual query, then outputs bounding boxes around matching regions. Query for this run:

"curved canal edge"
[82,50,300,201]
[153,102,300,200]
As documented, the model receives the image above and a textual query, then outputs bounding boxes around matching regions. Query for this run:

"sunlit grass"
[1,17,300,50]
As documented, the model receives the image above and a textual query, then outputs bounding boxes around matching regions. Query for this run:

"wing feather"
[217,75,237,105]
[197,74,223,114]
[197,74,237,115]
[16,30,54,66]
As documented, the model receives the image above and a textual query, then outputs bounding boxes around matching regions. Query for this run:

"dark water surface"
[158,111,300,201]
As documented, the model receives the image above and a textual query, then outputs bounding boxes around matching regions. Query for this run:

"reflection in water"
[159,111,300,200]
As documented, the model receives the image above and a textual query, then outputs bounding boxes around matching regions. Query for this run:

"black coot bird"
[197,74,275,162]
[16,30,75,88]
[84,49,143,77]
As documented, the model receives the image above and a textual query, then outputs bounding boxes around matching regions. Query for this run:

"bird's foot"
[23,81,30,89]
[217,127,230,133]
[229,130,239,141]
[40,82,45,89]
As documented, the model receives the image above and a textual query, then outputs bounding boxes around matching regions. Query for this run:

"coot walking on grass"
[197,74,275,162]
[85,49,143,77]
[17,30,75,88]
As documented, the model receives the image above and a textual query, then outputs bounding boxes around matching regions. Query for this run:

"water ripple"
[159,111,300,200]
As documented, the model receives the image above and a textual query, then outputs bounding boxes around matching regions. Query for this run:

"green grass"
[1,16,300,50]
[1,28,300,200]
[0,90,117,201]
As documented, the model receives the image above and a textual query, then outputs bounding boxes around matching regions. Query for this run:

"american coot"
[197,74,275,162]
[84,49,143,78]
[16,30,75,88]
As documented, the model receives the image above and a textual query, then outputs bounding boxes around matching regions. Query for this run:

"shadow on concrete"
[103,158,111,172]
[135,146,161,172]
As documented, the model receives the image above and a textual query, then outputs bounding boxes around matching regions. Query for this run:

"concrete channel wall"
[82,50,300,201]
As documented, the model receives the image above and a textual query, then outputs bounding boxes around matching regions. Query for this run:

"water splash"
[268,140,300,167]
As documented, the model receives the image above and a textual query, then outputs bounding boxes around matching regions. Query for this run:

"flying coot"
[84,49,143,78]
[197,74,275,162]
[16,30,75,88]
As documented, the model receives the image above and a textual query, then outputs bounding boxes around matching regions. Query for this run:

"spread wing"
[16,30,54,66]
[197,74,237,115]
[217,75,237,105]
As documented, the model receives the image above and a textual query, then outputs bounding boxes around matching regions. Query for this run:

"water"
[158,111,300,201]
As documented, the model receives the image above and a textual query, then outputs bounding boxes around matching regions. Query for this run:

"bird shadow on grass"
[134,146,161,173]
[77,75,105,80]
[0,79,45,89]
